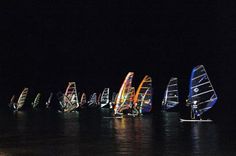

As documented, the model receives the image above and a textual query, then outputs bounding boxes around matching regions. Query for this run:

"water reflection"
[191,123,219,155]
[0,110,229,156]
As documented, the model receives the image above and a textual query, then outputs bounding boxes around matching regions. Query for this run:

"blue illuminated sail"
[162,77,179,110]
[188,65,218,117]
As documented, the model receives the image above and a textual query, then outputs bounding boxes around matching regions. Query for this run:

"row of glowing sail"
[8,73,153,116]
[8,65,218,119]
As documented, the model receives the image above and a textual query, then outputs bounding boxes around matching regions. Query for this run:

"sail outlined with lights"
[133,75,152,114]
[101,88,110,108]
[32,93,41,109]
[97,93,102,106]
[139,87,152,114]
[80,93,87,108]
[9,95,16,108]
[15,88,29,110]
[114,72,134,114]
[63,82,79,112]
[117,87,135,114]
[46,92,53,109]
[187,65,218,119]
[88,93,97,108]
[162,77,179,110]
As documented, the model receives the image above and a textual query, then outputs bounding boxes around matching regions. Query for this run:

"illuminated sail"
[88,93,97,108]
[140,87,152,113]
[100,88,110,108]
[64,82,79,112]
[80,93,87,108]
[9,95,16,108]
[56,92,65,110]
[188,65,218,118]
[16,88,29,110]
[97,93,102,106]
[46,92,53,109]
[32,93,41,109]
[115,72,134,113]
[133,75,152,113]
[162,77,179,110]
[117,87,135,114]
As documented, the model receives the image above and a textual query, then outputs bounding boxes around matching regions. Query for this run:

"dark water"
[0,110,235,156]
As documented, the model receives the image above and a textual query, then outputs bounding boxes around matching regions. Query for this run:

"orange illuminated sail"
[133,75,152,113]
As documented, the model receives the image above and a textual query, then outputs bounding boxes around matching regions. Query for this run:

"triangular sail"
[32,93,41,109]
[140,87,152,113]
[162,77,179,110]
[188,65,218,117]
[46,92,53,109]
[64,82,79,112]
[117,87,135,114]
[9,95,16,108]
[115,72,134,114]
[133,75,152,113]
[80,93,87,108]
[101,88,110,108]
[16,88,29,110]
[97,93,102,106]
[88,93,97,107]
[56,92,65,109]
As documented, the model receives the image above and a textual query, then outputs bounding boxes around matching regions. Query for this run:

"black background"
[0,1,235,121]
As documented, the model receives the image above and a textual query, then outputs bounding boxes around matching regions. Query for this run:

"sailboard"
[181,65,218,122]
[162,77,179,110]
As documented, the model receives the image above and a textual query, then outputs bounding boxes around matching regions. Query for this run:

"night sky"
[0,1,235,120]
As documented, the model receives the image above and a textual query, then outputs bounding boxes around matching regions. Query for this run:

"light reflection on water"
[0,110,234,155]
